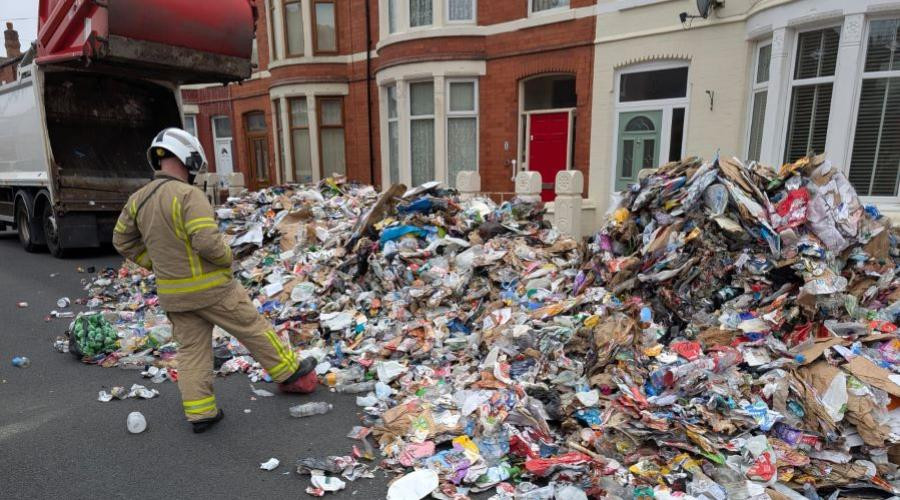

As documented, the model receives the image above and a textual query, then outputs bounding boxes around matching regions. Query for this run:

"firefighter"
[113,128,317,433]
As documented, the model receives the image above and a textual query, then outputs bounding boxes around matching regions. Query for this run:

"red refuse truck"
[0,0,255,256]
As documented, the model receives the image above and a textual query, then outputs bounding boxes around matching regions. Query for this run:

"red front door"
[529,112,569,201]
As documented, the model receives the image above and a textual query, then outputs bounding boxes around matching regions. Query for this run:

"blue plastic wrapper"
[398,197,435,214]
[574,408,602,426]
[379,225,426,245]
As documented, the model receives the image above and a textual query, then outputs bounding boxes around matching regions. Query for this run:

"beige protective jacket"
[112,172,234,312]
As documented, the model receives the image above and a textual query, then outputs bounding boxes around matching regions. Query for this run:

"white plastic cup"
[126,412,147,434]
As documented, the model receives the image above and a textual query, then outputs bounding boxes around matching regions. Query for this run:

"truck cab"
[0,0,255,257]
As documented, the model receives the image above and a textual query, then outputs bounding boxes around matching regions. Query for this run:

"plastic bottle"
[126,412,147,434]
[11,356,31,368]
[289,402,333,418]
[335,380,376,394]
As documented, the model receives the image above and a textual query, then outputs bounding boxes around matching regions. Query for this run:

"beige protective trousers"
[166,282,299,421]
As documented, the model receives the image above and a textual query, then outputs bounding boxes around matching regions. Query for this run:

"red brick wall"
[183,1,596,194]
[0,64,15,84]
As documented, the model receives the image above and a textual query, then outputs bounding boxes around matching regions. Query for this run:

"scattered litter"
[11,356,30,368]
[16,301,28,308]
[259,458,280,471]
[289,402,333,418]
[250,384,275,397]
[126,411,147,434]
[386,469,438,500]
[57,164,900,497]
[98,384,160,402]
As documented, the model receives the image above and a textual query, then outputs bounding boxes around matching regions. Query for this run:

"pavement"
[0,230,389,499]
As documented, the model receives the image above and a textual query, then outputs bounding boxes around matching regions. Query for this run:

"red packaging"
[671,341,703,361]
[746,450,776,482]
[524,452,591,477]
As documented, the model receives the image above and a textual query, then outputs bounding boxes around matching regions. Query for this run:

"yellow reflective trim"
[172,196,200,277]
[265,330,295,365]
[183,395,216,408]
[268,361,290,379]
[185,217,215,230]
[129,200,137,218]
[157,275,231,295]
[187,223,218,235]
[135,251,151,268]
[184,403,217,415]
[157,269,232,286]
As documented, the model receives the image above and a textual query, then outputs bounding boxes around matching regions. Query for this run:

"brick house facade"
[182,0,597,198]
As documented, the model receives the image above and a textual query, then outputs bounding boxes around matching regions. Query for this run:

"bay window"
[447,80,478,188]
[849,18,900,197]
[531,0,569,14]
[313,0,337,53]
[283,0,304,57]
[447,0,475,23]
[747,43,770,162]
[289,97,313,183]
[387,86,400,185]
[784,26,840,162]
[410,81,436,186]
[410,0,433,28]
[318,98,346,177]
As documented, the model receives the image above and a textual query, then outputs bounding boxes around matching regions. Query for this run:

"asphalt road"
[0,230,389,499]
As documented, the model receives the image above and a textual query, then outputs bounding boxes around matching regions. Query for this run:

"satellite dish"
[696,0,722,18]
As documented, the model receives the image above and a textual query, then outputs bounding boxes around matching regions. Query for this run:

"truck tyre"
[42,204,66,258]
[16,202,41,253]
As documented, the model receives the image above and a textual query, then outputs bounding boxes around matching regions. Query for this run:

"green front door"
[616,110,661,191]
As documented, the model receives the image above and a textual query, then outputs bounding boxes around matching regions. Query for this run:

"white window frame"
[609,61,690,194]
[408,79,437,185]
[529,0,570,16]
[745,40,771,162]
[780,23,842,163]
[183,114,198,138]
[445,78,480,185]
[387,84,401,184]
[847,15,900,204]
[446,0,476,24]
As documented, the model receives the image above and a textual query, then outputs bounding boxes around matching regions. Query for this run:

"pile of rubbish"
[61,155,900,499]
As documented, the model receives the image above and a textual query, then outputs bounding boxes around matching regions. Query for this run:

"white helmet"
[147,127,208,175]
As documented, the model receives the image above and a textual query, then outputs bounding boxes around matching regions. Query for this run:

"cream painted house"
[588,0,900,222]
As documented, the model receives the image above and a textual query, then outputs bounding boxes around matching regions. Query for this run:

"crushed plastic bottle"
[11,356,30,368]
[335,380,376,394]
[288,402,333,418]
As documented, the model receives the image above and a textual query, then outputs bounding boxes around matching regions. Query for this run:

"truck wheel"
[16,203,41,253]
[43,204,66,258]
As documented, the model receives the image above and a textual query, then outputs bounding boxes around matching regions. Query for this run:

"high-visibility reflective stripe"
[184,403,217,415]
[129,200,137,219]
[185,217,216,231]
[183,395,216,408]
[172,196,200,277]
[135,251,151,268]
[114,221,127,233]
[187,223,218,235]
[264,330,298,379]
[157,269,232,286]
[265,330,293,363]
[158,275,231,295]
[157,270,231,295]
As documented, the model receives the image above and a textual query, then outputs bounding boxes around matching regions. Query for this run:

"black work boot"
[192,409,225,434]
